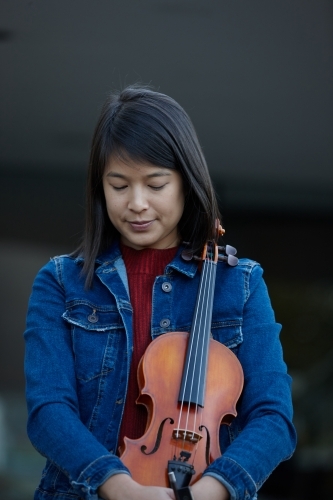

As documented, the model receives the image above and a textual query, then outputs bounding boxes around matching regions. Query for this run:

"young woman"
[24,86,296,500]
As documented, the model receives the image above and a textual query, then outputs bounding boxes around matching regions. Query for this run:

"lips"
[128,220,155,231]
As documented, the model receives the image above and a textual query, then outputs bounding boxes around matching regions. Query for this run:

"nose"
[127,186,149,213]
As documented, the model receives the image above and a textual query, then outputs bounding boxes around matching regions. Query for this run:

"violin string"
[176,255,208,440]
[191,259,210,435]
[184,258,209,439]
[193,258,215,438]
[176,245,217,456]
[185,254,213,441]
[175,278,199,437]
[178,260,206,447]
[191,405,202,466]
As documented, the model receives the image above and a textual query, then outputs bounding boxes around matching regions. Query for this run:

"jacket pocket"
[211,320,243,352]
[63,300,123,332]
[62,301,124,382]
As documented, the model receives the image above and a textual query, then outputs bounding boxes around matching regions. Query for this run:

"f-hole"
[141,417,174,455]
[199,425,211,466]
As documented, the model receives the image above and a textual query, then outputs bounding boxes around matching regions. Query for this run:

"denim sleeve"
[24,259,130,500]
[203,263,297,500]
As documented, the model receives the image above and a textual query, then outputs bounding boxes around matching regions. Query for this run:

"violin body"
[120,330,243,487]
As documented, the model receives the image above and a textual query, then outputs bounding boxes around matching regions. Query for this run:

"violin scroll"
[215,220,225,238]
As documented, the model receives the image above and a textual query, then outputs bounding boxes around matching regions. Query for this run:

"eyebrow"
[105,171,172,179]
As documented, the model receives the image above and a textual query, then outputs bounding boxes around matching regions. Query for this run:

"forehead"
[104,156,174,178]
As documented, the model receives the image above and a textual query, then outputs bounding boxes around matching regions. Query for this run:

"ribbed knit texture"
[118,243,178,450]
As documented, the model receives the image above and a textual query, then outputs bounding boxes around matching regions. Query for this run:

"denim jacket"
[24,242,296,500]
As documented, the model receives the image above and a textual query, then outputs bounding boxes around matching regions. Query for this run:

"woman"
[24,86,296,500]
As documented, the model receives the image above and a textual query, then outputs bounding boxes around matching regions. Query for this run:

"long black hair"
[76,85,221,287]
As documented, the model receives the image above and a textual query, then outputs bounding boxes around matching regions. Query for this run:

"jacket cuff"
[71,454,130,500]
[204,456,257,500]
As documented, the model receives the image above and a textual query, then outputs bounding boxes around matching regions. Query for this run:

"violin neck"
[178,258,217,407]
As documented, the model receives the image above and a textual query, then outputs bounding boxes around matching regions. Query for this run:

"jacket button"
[162,282,172,292]
[160,318,170,328]
[88,313,98,323]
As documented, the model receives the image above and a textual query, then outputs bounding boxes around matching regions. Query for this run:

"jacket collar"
[75,240,198,278]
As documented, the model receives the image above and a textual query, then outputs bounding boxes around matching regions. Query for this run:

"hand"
[191,475,230,500]
[98,473,175,500]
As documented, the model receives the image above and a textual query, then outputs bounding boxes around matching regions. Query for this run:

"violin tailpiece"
[168,471,195,500]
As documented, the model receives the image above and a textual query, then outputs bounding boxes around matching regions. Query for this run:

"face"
[103,157,185,250]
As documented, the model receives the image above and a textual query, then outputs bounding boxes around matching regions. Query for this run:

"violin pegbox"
[181,243,239,267]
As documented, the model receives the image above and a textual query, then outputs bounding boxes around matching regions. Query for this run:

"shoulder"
[32,245,122,293]
[235,257,264,281]
[214,257,266,302]
[36,253,79,279]
[216,257,263,279]
[35,245,119,283]
[29,255,81,297]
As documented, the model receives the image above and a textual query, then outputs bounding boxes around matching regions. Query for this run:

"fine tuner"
[181,244,239,267]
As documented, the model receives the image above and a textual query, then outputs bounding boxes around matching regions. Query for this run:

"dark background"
[0,1,332,499]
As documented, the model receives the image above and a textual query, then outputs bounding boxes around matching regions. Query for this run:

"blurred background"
[0,1,332,498]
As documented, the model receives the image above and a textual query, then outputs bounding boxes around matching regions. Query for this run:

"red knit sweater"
[118,243,178,450]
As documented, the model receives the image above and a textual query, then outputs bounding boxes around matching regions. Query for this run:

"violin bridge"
[172,429,202,443]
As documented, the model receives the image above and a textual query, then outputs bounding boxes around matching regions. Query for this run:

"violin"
[120,222,244,498]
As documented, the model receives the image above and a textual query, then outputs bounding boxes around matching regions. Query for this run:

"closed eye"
[112,185,127,191]
[149,184,167,191]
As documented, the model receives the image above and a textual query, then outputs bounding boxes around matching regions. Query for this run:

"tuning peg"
[227,255,239,266]
[217,245,237,256]
[182,246,239,266]
[226,245,237,256]
[218,254,239,266]
[181,249,194,261]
